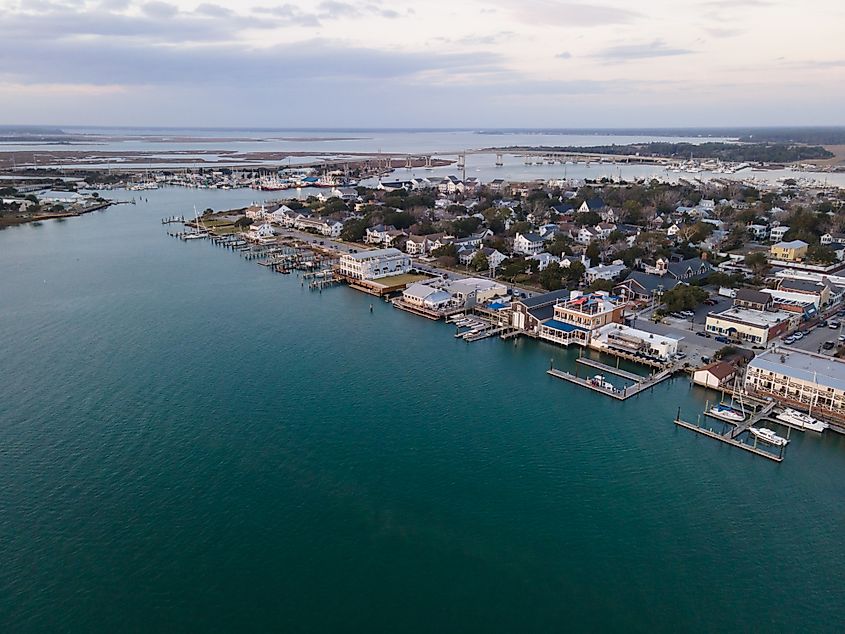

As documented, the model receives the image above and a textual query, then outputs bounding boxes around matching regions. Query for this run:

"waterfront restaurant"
[744,347,845,423]
[337,248,411,281]
[538,291,625,348]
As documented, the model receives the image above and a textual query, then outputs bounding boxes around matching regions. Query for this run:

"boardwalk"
[547,366,674,400]
[575,357,645,382]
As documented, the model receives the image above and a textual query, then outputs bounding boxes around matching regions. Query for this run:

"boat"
[775,408,827,433]
[588,374,616,391]
[709,403,746,423]
[749,427,789,446]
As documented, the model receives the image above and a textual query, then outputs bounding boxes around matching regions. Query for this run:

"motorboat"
[749,427,789,446]
[775,408,827,433]
[709,403,746,423]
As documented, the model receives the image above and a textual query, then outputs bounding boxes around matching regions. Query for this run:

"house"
[330,187,359,201]
[405,232,449,256]
[246,222,275,241]
[595,222,617,240]
[478,247,507,270]
[693,361,737,389]
[744,347,845,423]
[488,178,507,192]
[649,256,713,282]
[365,224,406,247]
[538,224,559,240]
[377,181,408,192]
[747,224,769,240]
[269,205,298,226]
[769,225,789,243]
[771,239,808,262]
[528,252,561,272]
[584,262,626,284]
[578,197,605,213]
[245,203,268,220]
[576,226,599,245]
[513,232,545,256]
[733,288,773,311]
[447,277,508,305]
[600,208,619,223]
[510,289,572,333]
[699,199,716,213]
[613,271,679,302]
[294,215,343,237]
[402,283,453,311]
[777,278,831,307]
[337,248,411,280]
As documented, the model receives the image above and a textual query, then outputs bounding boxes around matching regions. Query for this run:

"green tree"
[341,218,368,242]
[807,244,837,264]
[585,241,601,264]
[565,261,586,284]
[539,262,564,290]
[744,251,770,276]
[661,285,709,312]
[471,251,489,272]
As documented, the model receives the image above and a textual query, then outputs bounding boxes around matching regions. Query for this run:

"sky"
[1,0,843,128]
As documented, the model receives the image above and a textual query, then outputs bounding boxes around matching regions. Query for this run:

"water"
[1,189,844,632]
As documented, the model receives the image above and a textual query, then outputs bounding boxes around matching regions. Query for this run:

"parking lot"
[787,318,845,356]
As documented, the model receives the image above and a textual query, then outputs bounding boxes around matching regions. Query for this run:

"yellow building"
[770,240,808,262]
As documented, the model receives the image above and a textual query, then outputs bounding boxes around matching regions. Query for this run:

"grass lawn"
[373,273,432,287]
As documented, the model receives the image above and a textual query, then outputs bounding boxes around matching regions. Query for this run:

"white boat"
[750,427,789,446]
[775,408,827,433]
[589,374,616,391]
[709,404,746,423]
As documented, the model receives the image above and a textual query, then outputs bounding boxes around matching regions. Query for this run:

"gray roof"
[618,271,679,294]
[750,348,845,393]
[666,257,712,280]
[734,288,771,305]
[780,278,823,293]
[528,304,557,321]
[520,288,571,308]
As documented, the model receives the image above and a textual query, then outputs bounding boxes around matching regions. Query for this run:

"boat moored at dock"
[708,403,747,423]
[775,408,827,433]
[749,427,789,446]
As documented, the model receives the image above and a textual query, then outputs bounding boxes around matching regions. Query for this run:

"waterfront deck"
[575,357,644,382]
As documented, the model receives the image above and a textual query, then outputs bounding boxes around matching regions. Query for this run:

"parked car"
[715,336,729,343]
[839,335,845,342]
[794,332,805,339]
[823,341,836,350]
[784,336,796,344]
[829,321,840,329]
[696,331,709,337]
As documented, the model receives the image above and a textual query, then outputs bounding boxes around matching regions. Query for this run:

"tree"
[588,279,616,292]
[499,257,530,280]
[744,251,770,276]
[451,216,482,238]
[341,218,368,242]
[807,244,837,264]
[539,262,564,290]
[471,251,489,272]
[234,216,252,229]
[546,236,573,257]
[585,241,601,264]
[565,261,586,284]
[661,285,708,312]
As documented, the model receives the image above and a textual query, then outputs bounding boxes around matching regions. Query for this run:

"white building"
[744,347,845,424]
[529,252,561,272]
[402,283,453,310]
[338,248,411,280]
[513,232,545,256]
[769,225,789,243]
[447,277,508,305]
[584,262,626,283]
[593,324,679,361]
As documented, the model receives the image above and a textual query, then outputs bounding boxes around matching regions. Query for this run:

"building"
[510,289,572,333]
[294,215,343,237]
[747,224,769,240]
[593,324,679,361]
[584,262,625,284]
[744,348,845,423]
[447,277,508,305]
[538,292,625,347]
[777,278,831,307]
[401,283,453,311]
[770,239,808,262]
[613,271,679,303]
[338,248,411,281]
[769,225,789,242]
[692,361,737,389]
[733,288,773,311]
[705,307,794,345]
[513,232,545,256]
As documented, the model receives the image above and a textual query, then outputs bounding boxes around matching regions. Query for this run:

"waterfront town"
[5,157,845,461]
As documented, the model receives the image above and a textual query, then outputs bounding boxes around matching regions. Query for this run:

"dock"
[546,365,674,400]
[575,357,645,382]
[674,400,786,462]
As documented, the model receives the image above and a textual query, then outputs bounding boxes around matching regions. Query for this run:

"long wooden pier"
[575,357,644,382]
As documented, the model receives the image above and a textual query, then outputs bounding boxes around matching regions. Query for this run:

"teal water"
[1,189,844,632]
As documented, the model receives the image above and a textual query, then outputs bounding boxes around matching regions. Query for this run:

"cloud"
[500,1,641,27]
[556,51,572,59]
[141,1,178,19]
[591,39,693,61]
